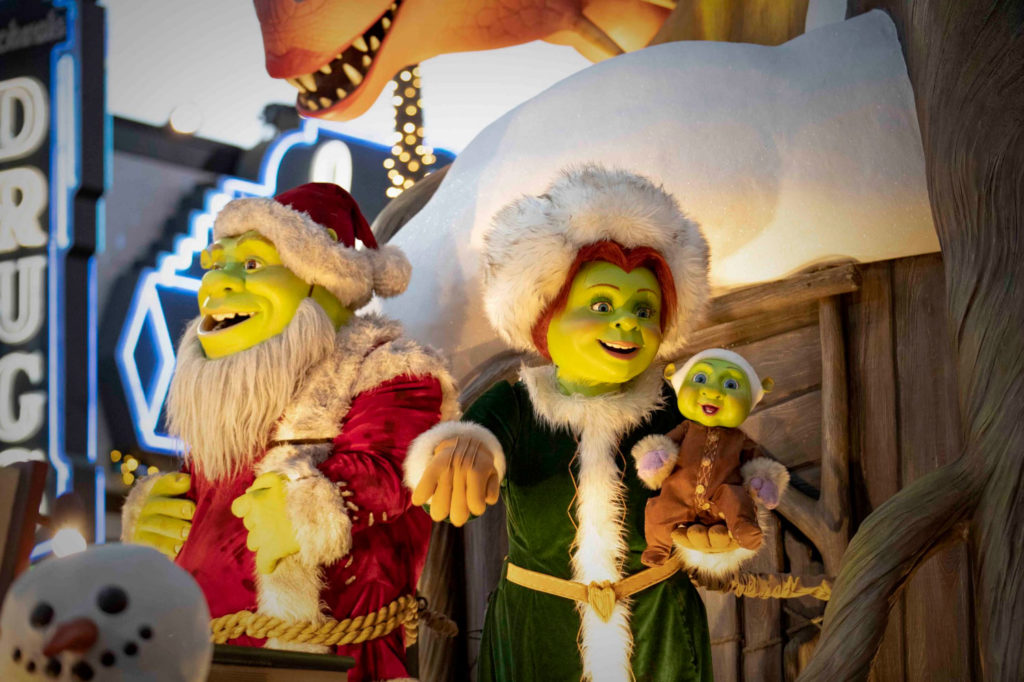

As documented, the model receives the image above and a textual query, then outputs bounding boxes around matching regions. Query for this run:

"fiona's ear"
[326,228,339,242]
[663,363,676,382]
[761,377,775,394]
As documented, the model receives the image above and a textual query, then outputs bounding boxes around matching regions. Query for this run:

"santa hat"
[669,348,768,407]
[482,165,710,360]
[212,183,411,310]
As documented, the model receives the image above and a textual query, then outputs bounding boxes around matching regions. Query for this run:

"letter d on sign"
[0,77,48,163]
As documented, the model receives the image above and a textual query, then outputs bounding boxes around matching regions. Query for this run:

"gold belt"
[505,557,682,622]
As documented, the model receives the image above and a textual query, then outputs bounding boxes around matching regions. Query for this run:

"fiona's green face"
[546,261,663,392]
[196,231,312,359]
[676,358,753,428]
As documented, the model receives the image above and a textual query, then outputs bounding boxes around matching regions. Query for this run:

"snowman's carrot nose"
[43,618,98,656]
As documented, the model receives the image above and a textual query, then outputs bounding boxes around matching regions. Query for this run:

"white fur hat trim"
[212,197,411,310]
[482,164,710,360]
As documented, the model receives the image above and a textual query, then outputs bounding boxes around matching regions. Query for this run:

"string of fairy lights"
[384,64,438,198]
[110,450,159,487]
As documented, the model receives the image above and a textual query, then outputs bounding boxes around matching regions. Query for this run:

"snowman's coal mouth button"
[44,657,62,677]
[71,660,94,680]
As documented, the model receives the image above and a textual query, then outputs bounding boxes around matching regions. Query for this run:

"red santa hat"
[211,182,411,310]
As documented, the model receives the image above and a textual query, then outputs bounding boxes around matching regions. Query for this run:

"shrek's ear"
[664,363,677,382]
[761,377,775,394]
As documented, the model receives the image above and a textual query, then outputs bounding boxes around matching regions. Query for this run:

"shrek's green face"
[676,358,753,428]
[196,231,310,359]
[546,261,663,389]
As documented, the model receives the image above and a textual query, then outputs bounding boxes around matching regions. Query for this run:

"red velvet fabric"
[175,373,441,681]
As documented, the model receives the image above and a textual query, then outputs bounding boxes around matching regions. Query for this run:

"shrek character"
[632,348,789,574]
[404,166,714,681]
[121,183,457,682]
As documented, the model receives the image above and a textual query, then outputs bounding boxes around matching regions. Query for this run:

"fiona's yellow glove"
[230,472,301,575]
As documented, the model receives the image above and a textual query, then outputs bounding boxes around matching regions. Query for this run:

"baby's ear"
[761,377,775,394]
[663,363,676,382]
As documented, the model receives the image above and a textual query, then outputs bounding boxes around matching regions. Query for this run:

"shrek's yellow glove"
[131,473,194,560]
[230,472,300,575]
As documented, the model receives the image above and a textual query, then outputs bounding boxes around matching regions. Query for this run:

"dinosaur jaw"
[281,2,401,120]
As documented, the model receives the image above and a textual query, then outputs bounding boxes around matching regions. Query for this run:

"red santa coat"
[123,315,459,682]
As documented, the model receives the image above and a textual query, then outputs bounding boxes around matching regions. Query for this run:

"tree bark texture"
[799,2,1024,680]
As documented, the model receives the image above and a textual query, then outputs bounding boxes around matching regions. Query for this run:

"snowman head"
[0,544,211,682]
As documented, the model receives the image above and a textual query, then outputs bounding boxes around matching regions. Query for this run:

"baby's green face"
[676,358,753,428]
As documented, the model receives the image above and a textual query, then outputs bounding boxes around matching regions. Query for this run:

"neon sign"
[0,0,106,545]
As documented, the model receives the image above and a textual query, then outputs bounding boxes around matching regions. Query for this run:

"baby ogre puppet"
[633,348,789,576]
[120,183,458,682]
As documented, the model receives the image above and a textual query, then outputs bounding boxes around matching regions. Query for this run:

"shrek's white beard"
[167,299,336,481]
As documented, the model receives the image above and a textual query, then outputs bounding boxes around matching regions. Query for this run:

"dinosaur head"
[254,0,671,121]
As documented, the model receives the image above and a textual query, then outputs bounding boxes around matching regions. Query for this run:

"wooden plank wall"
[696,253,975,681]
[846,254,976,682]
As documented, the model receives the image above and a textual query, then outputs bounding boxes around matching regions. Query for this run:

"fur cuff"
[404,421,507,497]
[676,545,758,579]
[631,434,679,489]
[286,473,352,568]
[740,457,790,504]
[120,473,164,542]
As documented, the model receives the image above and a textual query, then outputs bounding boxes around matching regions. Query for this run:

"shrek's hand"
[411,437,501,527]
[131,473,194,560]
[671,523,740,554]
[230,473,301,575]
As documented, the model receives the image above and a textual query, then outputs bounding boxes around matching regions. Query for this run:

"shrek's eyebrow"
[237,233,275,247]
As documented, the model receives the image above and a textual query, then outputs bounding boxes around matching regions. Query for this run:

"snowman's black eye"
[138,625,153,640]
[30,602,54,628]
[96,586,128,614]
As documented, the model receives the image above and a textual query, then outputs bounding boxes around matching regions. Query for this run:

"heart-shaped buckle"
[587,581,617,622]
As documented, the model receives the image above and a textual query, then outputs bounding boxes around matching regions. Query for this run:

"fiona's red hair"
[530,240,678,360]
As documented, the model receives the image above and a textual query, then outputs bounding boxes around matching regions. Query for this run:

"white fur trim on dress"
[403,421,507,498]
[522,363,667,682]
[119,473,165,542]
[213,197,411,310]
[630,434,679,490]
[740,456,790,502]
[670,348,767,407]
[483,165,710,360]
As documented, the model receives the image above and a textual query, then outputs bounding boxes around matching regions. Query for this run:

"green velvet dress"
[466,367,713,682]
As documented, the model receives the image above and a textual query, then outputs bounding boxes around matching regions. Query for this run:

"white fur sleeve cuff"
[404,421,507,493]
[631,434,679,489]
[120,473,163,542]
[284,473,352,569]
[740,457,790,500]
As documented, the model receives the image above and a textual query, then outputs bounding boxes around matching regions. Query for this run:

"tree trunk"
[799,1,1024,679]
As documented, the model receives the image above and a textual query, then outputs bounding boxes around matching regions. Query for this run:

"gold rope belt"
[506,557,682,622]
[209,594,420,647]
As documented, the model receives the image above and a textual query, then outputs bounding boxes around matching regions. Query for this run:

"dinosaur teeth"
[343,63,363,86]
[291,0,402,110]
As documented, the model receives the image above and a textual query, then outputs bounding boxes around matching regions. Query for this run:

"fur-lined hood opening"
[482,165,710,361]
